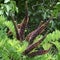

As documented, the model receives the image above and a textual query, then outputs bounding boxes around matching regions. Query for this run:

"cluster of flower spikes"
[9,1,53,57]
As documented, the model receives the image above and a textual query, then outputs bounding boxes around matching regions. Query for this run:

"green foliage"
[34,30,60,50]
[0,15,28,60]
[0,38,28,60]
[0,0,18,16]
[0,16,28,59]
[4,21,16,37]
[0,15,60,60]
[0,0,60,60]
[0,36,60,60]
[0,15,6,26]
[0,16,7,39]
[14,0,60,32]
[0,15,16,38]
[42,30,60,50]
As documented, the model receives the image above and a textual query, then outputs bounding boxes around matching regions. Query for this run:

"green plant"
[14,0,60,32]
[6,1,53,57]
[0,29,60,60]
[0,1,60,60]
[0,0,18,16]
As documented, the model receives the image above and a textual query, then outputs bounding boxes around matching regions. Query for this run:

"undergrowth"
[0,13,60,60]
[0,1,60,60]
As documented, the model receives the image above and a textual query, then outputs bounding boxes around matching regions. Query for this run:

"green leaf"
[43,43,51,50]
[0,10,3,15]
[4,21,16,37]
[4,0,10,3]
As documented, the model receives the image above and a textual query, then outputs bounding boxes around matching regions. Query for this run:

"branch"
[19,1,29,41]
[28,45,52,57]
[26,19,51,44]
[23,32,48,55]
[11,16,20,40]
[28,49,50,57]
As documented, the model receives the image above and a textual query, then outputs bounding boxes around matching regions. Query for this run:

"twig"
[11,15,20,40]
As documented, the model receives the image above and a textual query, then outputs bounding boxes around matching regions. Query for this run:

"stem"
[26,19,51,44]
[11,16,20,40]
[23,32,48,55]
[19,1,29,41]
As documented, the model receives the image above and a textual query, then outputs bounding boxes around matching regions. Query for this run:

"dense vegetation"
[0,0,60,60]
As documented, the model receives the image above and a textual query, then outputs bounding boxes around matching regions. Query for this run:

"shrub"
[0,1,60,60]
